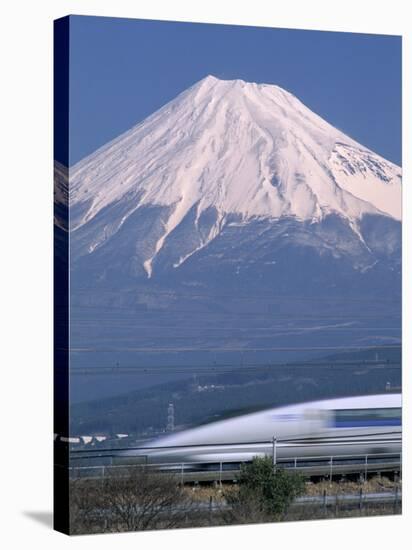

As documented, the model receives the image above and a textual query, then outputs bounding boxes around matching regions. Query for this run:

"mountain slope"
[69,75,401,279]
[64,76,401,401]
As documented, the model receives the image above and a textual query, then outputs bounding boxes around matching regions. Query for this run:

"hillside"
[71,347,401,439]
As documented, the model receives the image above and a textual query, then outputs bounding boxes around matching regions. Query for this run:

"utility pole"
[272,436,277,469]
[166,403,175,432]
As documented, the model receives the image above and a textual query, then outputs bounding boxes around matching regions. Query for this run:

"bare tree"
[70,466,198,534]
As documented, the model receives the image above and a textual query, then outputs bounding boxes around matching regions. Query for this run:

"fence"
[68,450,402,483]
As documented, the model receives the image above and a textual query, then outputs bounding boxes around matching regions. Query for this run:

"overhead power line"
[65,359,401,376]
[58,343,401,353]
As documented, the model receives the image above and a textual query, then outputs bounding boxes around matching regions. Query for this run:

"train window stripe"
[334,419,401,428]
[332,407,401,428]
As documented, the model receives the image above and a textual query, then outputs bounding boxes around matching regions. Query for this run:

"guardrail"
[68,450,401,483]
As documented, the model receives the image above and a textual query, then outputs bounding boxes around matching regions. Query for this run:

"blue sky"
[67,16,401,166]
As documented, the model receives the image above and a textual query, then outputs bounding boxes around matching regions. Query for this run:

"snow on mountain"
[68,75,401,279]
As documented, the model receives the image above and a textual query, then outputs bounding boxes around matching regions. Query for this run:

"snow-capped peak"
[69,75,401,277]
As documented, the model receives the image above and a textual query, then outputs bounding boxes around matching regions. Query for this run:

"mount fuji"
[69,75,401,281]
[62,76,401,397]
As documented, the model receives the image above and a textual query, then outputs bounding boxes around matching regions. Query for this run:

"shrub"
[224,456,306,523]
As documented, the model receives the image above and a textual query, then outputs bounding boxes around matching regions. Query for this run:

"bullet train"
[118,393,401,466]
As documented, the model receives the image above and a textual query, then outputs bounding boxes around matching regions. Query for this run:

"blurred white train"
[118,393,401,466]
